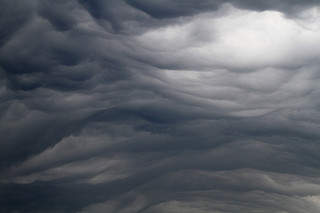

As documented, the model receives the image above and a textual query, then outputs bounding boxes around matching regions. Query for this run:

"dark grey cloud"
[126,0,319,19]
[1,0,320,212]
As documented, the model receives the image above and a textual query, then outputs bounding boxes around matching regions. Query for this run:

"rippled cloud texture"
[1,0,320,212]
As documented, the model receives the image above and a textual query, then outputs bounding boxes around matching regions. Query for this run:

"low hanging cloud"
[1,0,320,212]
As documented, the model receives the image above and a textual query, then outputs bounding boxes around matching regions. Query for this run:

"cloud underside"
[1,0,320,212]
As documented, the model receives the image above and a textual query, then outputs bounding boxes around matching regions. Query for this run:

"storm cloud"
[1,0,320,212]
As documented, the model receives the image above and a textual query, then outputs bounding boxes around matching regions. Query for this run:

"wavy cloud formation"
[1,0,320,212]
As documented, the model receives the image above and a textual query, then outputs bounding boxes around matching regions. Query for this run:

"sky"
[1,0,320,212]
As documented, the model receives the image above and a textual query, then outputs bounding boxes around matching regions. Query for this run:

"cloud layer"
[1,0,320,212]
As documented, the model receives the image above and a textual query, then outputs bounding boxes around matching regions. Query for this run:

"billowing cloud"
[1,0,320,212]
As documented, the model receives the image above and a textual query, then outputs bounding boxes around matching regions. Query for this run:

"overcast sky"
[1,0,320,212]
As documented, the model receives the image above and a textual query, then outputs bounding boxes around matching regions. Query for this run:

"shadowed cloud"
[1,0,320,212]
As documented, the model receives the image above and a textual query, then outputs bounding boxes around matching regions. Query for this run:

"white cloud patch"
[135,4,320,70]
